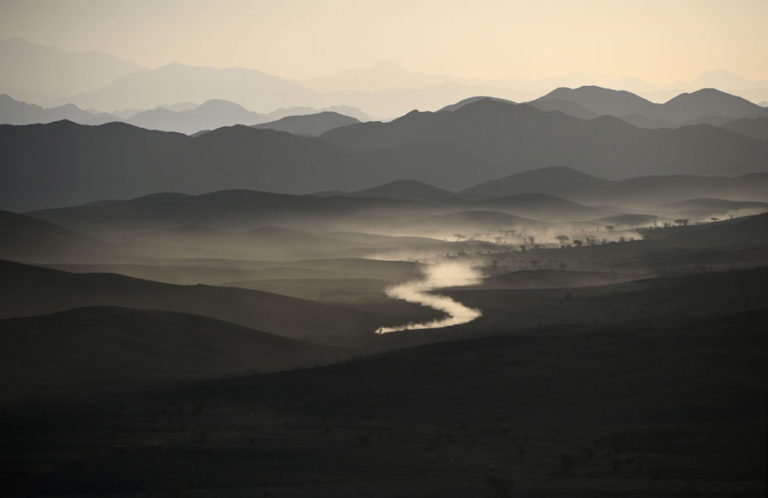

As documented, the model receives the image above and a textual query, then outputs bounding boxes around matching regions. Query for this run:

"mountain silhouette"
[4,98,768,210]
[0,94,369,134]
[532,85,657,120]
[126,99,261,134]
[345,180,605,220]
[253,111,359,136]
[348,180,455,202]
[439,96,516,112]
[0,93,115,125]
[720,116,768,141]
[0,38,145,103]
[664,88,768,123]
[321,108,442,148]
[68,62,317,112]
[529,86,768,128]
[461,166,611,199]
[526,98,599,120]
[462,166,768,204]
[324,98,768,184]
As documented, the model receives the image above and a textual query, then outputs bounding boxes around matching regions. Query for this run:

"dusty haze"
[1,0,766,85]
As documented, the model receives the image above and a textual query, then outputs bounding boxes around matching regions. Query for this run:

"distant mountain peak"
[665,88,762,116]
[197,99,249,112]
[440,96,516,112]
[539,85,652,104]
[667,88,750,102]
[252,111,360,136]
[350,179,454,202]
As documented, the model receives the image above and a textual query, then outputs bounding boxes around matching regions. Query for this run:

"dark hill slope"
[348,180,455,202]
[462,166,768,204]
[0,259,381,345]
[5,309,764,495]
[720,116,768,141]
[29,189,419,231]
[0,306,338,402]
[0,210,116,263]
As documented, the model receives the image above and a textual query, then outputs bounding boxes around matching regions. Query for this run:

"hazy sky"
[1,0,767,83]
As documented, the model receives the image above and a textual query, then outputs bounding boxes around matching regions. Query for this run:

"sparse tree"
[674,218,689,226]
[573,239,583,248]
[555,234,570,247]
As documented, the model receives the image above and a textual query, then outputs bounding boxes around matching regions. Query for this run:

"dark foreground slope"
[0,307,340,402]
[2,309,765,496]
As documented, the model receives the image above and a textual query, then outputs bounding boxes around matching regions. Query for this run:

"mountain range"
[3,97,768,211]
[16,170,766,241]
[0,93,368,134]
[6,86,766,138]
[0,38,145,103]
[3,39,768,118]
[530,86,768,128]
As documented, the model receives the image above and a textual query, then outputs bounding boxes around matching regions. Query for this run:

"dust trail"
[376,260,483,334]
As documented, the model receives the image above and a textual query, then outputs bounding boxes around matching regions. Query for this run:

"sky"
[1,0,767,84]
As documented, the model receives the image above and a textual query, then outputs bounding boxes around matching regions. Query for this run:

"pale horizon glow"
[1,0,767,85]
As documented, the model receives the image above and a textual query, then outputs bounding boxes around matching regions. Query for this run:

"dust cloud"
[376,259,483,334]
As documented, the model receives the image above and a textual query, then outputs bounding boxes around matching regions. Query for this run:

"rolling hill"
[720,116,768,141]
[348,179,456,202]
[475,193,605,220]
[462,166,768,204]
[0,259,384,345]
[0,306,339,402]
[28,189,418,231]
[460,166,612,199]
[0,210,116,263]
